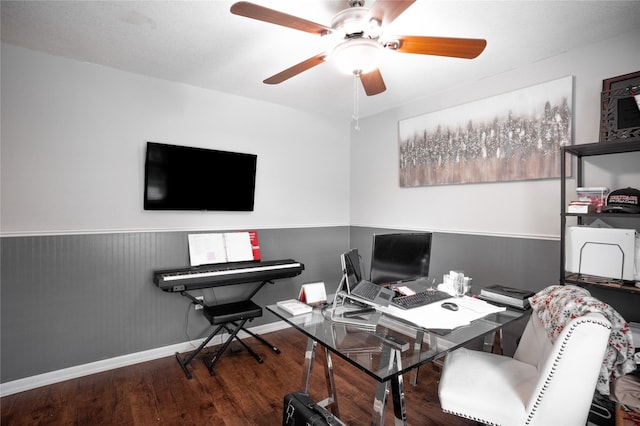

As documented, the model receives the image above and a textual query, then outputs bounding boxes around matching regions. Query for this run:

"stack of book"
[479,285,535,309]
[276,299,313,316]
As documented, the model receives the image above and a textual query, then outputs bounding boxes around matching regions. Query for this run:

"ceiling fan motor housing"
[331,7,381,40]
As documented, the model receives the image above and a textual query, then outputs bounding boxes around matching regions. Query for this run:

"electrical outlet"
[195,296,204,310]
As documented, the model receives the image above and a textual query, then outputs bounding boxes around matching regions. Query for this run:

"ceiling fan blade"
[360,68,386,96]
[368,0,416,28]
[230,1,332,36]
[389,35,487,59]
[263,53,327,84]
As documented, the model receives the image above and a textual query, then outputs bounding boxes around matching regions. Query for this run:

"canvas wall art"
[398,76,573,187]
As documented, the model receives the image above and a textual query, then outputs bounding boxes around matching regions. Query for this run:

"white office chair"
[438,311,612,425]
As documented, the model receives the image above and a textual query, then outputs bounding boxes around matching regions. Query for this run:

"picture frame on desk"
[600,71,640,143]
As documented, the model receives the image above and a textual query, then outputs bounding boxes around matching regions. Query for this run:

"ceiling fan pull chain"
[353,71,360,131]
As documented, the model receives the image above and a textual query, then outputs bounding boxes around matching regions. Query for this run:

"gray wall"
[5,225,637,384]
[350,226,559,294]
[2,225,560,383]
[0,227,348,383]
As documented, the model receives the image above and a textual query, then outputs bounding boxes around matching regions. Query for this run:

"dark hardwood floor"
[1,327,474,425]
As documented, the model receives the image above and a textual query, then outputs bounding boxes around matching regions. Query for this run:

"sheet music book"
[188,231,257,266]
[223,232,253,262]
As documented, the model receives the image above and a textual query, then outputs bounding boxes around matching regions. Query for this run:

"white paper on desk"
[379,296,506,330]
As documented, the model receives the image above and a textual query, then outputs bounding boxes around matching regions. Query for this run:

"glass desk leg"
[483,329,503,354]
[409,329,425,386]
[301,338,340,417]
[301,338,317,393]
[372,347,406,426]
[320,346,340,417]
[493,329,503,354]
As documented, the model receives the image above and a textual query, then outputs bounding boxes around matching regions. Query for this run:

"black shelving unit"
[560,140,640,295]
[559,140,640,299]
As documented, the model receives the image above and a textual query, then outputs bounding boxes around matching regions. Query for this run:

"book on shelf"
[276,299,313,316]
[567,201,595,214]
[479,285,535,309]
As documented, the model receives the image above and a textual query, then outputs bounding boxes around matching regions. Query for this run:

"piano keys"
[153,258,304,292]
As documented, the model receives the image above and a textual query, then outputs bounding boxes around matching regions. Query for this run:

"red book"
[249,231,261,260]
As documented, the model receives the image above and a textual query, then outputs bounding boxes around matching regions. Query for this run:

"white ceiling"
[2,1,640,121]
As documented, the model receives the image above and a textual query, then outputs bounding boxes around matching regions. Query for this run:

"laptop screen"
[341,248,363,292]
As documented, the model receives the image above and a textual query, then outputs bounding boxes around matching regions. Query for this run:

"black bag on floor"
[283,391,344,426]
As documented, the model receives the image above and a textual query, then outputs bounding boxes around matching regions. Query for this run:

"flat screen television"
[144,142,257,211]
[369,233,432,284]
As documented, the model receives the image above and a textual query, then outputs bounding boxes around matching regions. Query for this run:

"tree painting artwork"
[398,76,573,187]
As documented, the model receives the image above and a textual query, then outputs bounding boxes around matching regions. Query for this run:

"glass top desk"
[268,297,525,425]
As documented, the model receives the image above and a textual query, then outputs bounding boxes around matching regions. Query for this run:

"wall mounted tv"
[144,142,257,211]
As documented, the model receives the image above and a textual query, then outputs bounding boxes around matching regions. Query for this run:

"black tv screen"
[370,233,432,284]
[144,142,257,211]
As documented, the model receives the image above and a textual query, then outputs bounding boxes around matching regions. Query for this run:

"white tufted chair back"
[438,312,611,425]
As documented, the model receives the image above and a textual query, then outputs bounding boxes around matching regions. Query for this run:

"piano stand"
[175,299,280,379]
[156,267,304,379]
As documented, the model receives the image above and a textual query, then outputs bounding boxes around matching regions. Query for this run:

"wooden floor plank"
[1,328,474,425]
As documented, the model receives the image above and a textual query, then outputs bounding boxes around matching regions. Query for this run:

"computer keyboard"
[392,289,451,309]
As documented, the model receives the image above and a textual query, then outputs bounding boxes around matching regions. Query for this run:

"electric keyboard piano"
[153,258,304,292]
[154,258,304,378]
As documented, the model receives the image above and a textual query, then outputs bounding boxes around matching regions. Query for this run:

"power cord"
[183,301,197,350]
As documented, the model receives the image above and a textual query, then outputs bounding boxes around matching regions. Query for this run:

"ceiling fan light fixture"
[332,38,382,74]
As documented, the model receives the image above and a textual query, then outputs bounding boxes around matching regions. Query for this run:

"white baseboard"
[0,321,290,397]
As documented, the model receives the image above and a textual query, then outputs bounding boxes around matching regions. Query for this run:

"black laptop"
[341,249,394,307]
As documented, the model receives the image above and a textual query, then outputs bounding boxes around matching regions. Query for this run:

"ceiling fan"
[230,0,487,96]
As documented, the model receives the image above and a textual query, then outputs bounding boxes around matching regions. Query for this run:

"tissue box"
[576,187,609,212]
